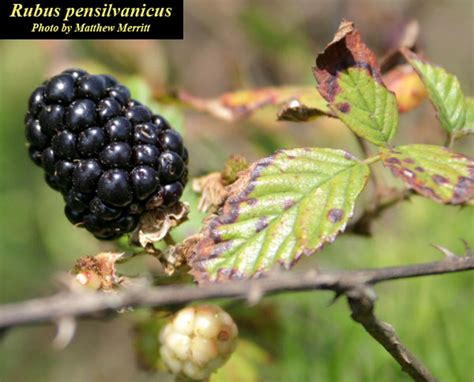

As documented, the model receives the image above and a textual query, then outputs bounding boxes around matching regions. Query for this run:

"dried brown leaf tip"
[314,20,384,102]
[72,252,125,291]
[277,98,331,122]
[175,87,330,122]
[131,202,189,248]
[193,155,249,213]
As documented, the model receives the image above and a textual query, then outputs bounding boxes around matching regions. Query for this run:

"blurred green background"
[0,0,473,381]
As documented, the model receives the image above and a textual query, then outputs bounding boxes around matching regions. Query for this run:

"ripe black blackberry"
[25,69,188,240]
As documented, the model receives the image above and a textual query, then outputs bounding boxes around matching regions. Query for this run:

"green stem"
[355,135,372,159]
[363,154,381,165]
[445,133,455,149]
[354,136,384,196]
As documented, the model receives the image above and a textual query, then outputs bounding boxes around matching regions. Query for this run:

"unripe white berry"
[160,346,182,374]
[166,332,191,361]
[191,336,218,366]
[159,305,238,380]
[173,307,196,335]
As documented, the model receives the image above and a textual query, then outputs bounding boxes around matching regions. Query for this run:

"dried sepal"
[132,202,190,248]
[193,156,249,213]
[162,234,202,275]
[72,252,126,291]
[193,173,228,213]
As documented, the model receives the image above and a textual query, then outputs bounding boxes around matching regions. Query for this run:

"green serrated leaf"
[330,68,399,145]
[313,20,398,146]
[190,148,370,282]
[456,97,474,138]
[380,145,474,205]
[403,50,466,134]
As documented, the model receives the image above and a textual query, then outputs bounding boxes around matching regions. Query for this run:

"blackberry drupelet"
[25,68,188,240]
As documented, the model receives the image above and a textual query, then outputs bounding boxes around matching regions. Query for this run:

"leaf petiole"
[363,154,382,165]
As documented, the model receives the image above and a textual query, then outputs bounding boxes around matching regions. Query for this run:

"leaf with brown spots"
[313,20,399,146]
[402,49,467,134]
[188,148,370,283]
[380,145,474,205]
[166,87,331,122]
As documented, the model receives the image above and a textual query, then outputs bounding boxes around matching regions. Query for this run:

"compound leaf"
[380,144,474,205]
[313,20,398,146]
[189,148,370,282]
[402,49,467,134]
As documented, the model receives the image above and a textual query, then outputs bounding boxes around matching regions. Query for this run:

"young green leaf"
[313,20,398,146]
[456,97,474,138]
[380,145,474,205]
[402,49,467,134]
[189,148,370,282]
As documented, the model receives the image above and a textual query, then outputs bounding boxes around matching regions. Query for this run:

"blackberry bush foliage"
[16,19,474,382]
[186,20,474,283]
[25,69,188,240]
